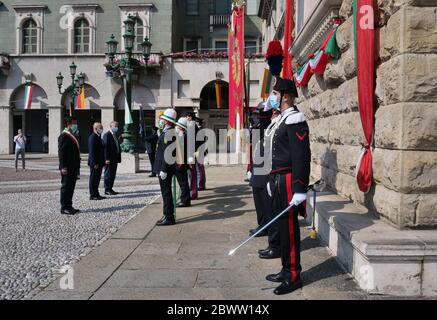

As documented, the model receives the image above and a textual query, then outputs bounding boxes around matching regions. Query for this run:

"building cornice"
[69,4,100,10]
[12,5,47,11]
[118,4,155,10]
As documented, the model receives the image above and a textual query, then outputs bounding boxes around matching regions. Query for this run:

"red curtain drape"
[282,0,293,79]
[355,0,377,193]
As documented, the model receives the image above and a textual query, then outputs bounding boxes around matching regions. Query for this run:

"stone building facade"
[259,0,436,295]
[0,0,264,154]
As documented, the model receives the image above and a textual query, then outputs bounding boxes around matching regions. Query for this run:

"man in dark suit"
[58,117,81,215]
[103,121,121,195]
[88,122,106,200]
[145,126,159,177]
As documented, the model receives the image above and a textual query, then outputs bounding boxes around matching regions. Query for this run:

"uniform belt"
[270,167,292,175]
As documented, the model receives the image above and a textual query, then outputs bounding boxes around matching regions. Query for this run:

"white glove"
[267,182,272,197]
[246,171,252,181]
[290,193,307,207]
[159,171,167,180]
[188,157,195,165]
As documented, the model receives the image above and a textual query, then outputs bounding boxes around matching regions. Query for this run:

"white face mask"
[97,128,103,135]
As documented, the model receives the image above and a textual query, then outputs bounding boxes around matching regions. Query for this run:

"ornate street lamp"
[106,34,118,63]
[141,37,152,63]
[57,62,85,117]
[104,15,154,154]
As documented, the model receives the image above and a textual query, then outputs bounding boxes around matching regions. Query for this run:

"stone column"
[0,106,13,154]
[100,106,115,129]
[48,106,64,155]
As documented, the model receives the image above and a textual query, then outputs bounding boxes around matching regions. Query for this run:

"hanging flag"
[228,4,244,130]
[76,87,85,109]
[139,105,145,139]
[282,0,294,79]
[215,82,222,109]
[309,20,341,75]
[292,20,341,86]
[353,0,377,193]
[23,83,33,110]
[123,77,134,125]
[294,62,312,87]
[260,68,272,99]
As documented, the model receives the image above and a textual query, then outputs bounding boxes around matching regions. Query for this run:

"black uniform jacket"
[271,106,311,194]
[249,118,272,188]
[58,130,81,170]
[153,127,177,174]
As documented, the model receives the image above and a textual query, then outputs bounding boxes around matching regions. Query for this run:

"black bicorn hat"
[273,77,299,98]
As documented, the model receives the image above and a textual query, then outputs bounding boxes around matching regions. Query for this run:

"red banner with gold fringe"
[228,5,244,130]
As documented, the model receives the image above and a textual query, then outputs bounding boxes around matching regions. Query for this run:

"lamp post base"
[120,123,136,154]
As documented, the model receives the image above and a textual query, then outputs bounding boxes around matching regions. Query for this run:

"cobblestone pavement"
[0,156,160,300]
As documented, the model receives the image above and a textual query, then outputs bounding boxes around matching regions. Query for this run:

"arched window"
[74,18,90,53]
[22,19,38,54]
[134,18,144,52]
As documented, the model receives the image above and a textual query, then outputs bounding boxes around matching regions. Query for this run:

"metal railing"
[209,14,230,26]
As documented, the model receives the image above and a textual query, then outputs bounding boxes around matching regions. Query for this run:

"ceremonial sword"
[228,179,325,256]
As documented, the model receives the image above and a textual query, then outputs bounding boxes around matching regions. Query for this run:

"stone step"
[307,191,437,296]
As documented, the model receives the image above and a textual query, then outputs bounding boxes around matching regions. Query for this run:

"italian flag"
[76,87,85,109]
[294,62,312,87]
[260,68,272,99]
[293,20,341,87]
[24,83,33,110]
[215,82,223,109]
[309,20,341,75]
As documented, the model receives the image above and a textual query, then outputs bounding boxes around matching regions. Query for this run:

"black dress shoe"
[259,249,280,259]
[71,208,80,214]
[90,196,106,200]
[60,208,76,215]
[105,190,118,195]
[249,228,268,237]
[149,173,157,177]
[274,279,303,295]
[177,203,191,208]
[156,216,176,226]
[266,271,286,283]
[259,247,274,255]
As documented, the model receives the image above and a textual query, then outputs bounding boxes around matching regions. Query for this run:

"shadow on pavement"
[175,184,252,224]
[301,257,348,287]
[80,203,145,214]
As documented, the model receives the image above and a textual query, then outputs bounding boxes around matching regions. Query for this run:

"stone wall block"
[327,112,363,146]
[324,60,347,88]
[405,7,437,54]
[377,54,437,105]
[336,16,353,52]
[375,103,437,150]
